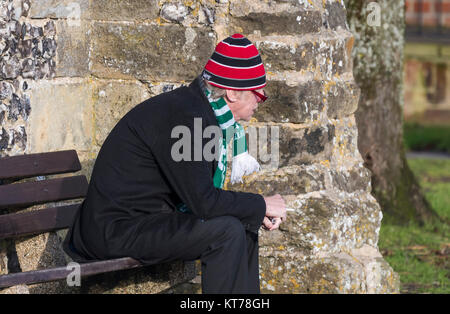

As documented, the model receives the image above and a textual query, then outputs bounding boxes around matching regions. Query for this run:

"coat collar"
[188,75,218,126]
[188,75,220,171]
[189,75,210,106]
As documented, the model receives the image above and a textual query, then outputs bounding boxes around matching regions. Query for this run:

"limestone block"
[258,40,315,73]
[239,123,337,169]
[254,80,324,123]
[29,0,90,19]
[89,0,159,21]
[54,20,90,77]
[90,22,215,81]
[27,79,94,153]
[230,0,321,16]
[259,251,362,293]
[330,163,372,194]
[229,0,322,36]
[349,244,400,294]
[92,80,148,146]
[324,0,348,30]
[326,79,360,119]
[253,79,359,123]
[29,0,159,21]
[230,11,321,36]
[257,35,352,76]
[277,123,335,167]
[257,193,382,256]
[259,244,398,293]
[228,165,326,195]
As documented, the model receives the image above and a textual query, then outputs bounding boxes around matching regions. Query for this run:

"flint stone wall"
[0,0,399,294]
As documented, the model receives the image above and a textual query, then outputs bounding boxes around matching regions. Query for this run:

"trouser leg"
[128,212,256,294]
[246,231,261,294]
[200,217,249,294]
[200,226,261,294]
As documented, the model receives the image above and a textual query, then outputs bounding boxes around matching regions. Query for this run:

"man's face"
[227,88,266,121]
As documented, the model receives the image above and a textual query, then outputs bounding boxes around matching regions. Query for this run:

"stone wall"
[0,0,399,293]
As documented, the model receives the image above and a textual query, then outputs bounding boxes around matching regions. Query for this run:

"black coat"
[62,75,266,263]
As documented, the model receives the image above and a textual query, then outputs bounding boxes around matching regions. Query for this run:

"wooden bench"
[0,149,144,289]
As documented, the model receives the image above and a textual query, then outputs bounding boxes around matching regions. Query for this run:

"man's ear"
[225,89,239,102]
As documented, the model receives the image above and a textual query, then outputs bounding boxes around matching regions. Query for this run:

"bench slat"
[0,176,88,210]
[0,257,142,288]
[0,150,81,180]
[0,203,80,240]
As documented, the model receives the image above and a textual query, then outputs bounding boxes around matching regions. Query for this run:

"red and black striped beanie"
[202,33,266,91]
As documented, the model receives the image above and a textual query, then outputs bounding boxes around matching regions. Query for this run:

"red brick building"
[406,0,450,28]
[404,0,450,123]
[405,0,450,41]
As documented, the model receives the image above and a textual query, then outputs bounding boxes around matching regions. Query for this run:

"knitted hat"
[202,33,266,91]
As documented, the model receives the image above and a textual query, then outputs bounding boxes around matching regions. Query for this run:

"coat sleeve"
[136,107,266,227]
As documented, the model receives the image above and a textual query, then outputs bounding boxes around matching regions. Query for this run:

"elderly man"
[63,33,286,294]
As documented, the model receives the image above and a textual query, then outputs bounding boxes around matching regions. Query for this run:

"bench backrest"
[0,150,88,240]
[0,150,143,289]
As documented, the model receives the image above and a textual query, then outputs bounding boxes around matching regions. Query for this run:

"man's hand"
[262,194,286,231]
[262,217,282,231]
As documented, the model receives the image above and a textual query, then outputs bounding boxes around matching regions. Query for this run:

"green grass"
[403,122,450,153]
[378,158,450,294]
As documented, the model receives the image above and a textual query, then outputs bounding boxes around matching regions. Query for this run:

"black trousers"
[127,212,261,294]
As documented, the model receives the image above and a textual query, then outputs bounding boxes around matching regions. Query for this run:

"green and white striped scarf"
[176,82,261,214]
[204,87,261,188]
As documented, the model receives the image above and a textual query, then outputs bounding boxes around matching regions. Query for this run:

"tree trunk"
[344,0,439,225]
